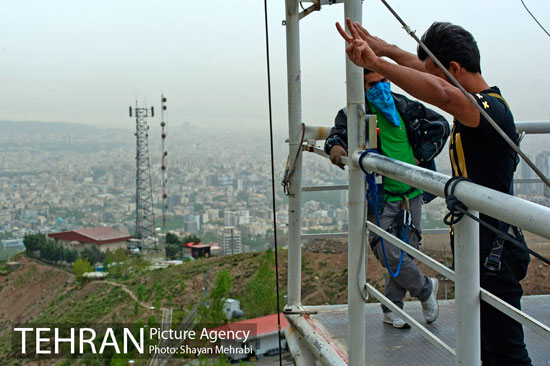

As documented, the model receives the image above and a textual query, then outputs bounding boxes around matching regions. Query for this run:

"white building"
[209,313,288,361]
[218,226,241,255]
[2,238,24,250]
[224,210,250,226]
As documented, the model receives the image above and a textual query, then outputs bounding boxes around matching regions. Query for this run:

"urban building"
[210,313,289,361]
[48,227,132,253]
[224,210,250,226]
[182,241,211,258]
[2,238,24,250]
[218,226,241,255]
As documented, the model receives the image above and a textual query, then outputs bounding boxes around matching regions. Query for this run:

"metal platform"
[286,295,550,365]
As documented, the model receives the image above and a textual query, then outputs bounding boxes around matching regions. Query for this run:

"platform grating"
[289,295,550,365]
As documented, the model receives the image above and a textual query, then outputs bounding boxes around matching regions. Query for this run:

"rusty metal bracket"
[283,308,319,315]
[299,2,320,20]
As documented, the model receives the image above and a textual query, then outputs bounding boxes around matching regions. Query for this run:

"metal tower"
[129,103,156,248]
[160,95,168,251]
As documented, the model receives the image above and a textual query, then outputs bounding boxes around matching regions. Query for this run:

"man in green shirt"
[325,69,440,328]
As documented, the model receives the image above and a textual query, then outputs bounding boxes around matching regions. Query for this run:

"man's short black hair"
[417,22,481,74]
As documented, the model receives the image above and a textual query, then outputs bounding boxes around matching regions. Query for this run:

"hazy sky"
[1,0,549,133]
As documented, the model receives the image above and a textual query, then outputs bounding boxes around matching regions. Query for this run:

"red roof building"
[218,313,289,338]
[48,227,132,253]
[209,313,289,361]
[183,241,212,258]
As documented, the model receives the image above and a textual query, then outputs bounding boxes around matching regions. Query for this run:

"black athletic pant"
[479,222,531,366]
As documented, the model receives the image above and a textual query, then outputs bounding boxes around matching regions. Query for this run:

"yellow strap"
[487,92,510,110]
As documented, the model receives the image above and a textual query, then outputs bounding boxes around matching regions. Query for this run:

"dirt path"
[104,281,150,309]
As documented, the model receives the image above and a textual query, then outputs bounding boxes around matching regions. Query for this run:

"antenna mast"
[129,102,157,250]
[160,95,168,252]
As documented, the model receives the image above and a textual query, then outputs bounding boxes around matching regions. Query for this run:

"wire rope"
[262,1,283,365]
[520,0,550,37]
[379,0,550,189]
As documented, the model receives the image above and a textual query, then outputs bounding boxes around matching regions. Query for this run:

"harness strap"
[486,92,510,110]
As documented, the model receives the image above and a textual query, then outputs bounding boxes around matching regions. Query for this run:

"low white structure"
[210,313,288,361]
[223,299,244,320]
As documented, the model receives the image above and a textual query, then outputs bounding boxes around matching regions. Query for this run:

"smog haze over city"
[0,0,549,132]
[1,3,550,364]
[1,0,550,247]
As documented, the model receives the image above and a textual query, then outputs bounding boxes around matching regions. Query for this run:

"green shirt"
[368,101,423,203]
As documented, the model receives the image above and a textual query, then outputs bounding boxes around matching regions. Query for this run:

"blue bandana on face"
[365,81,401,127]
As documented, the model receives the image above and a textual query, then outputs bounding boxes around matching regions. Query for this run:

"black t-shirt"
[449,86,516,194]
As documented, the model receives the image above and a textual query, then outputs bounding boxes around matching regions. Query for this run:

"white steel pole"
[454,211,481,366]
[285,0,303,307]
[343,1,366,366]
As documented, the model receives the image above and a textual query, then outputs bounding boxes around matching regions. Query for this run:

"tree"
[73,258,93,282]
[81,246,106,265]
[165,244,181,260]
[23,233,48,254]
[165,232,180,245]
[41,241,64,262]
[64,249,78,263]
[181,234,201,244]
[241,249,283,318]
[198,269,232,325]
[165,232,183,260]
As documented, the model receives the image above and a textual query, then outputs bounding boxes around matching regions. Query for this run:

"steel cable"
[262,1,283,365]
[379,0,550,189]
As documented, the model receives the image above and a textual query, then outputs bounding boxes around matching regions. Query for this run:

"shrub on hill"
[198,269,232,325]
[241,248,284,318]
[73,257,93,282]
[23,233,78,263]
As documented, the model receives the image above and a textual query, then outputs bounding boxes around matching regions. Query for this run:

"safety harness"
[360,150,421,278]
[443,177,549,279]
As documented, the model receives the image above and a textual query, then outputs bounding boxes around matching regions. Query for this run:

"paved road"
[255,352,296,366]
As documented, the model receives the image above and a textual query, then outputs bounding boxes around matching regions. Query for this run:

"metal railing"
[286,136,550,366]
[303,121,550,141]
[283,1,550,364]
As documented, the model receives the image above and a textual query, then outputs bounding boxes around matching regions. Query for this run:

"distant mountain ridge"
[0,120,129,134]
[0,120,132,149]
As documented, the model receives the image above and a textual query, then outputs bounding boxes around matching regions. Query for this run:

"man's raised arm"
[336,19,480,127]
[353,22,426,72]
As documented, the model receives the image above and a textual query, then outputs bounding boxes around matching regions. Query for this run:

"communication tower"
[129,103,156,248]
[160,95,168,251]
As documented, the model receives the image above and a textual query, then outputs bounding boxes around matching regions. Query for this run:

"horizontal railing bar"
[480,290,550,342]
[304,125,332,140]
[302,121,550,141]
[367,221,456,281]
[301,233,347,240]
[353,152,550,239]
[365,283,456,358]
[516,121,550,134]
[302,185,348,192]
[307,146,329,158]
[514,178,549,184]
[301,229,452,241]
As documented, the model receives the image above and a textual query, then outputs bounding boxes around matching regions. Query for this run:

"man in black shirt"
[336,20,531,365]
